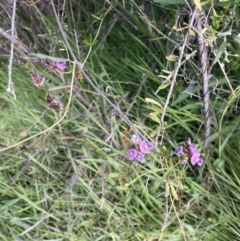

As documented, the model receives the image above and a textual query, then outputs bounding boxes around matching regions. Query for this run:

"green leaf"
[145,98,163,108]
[165,182,170,197]
[170,182,179,200]
[149,112,161,123]
[201,0,211,6]
[83,34,98,46]
[166,54,178,61]
[158,82,171,90]
[48,86,69,92]
[232,34,240,44]
[212,42,229,65]
[193,0,202,11]
[158,145,168,157]
[29,53,66,62]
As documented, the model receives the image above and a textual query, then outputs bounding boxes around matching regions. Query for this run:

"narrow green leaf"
[158,83,171,90]
[145,98,163,108]
[166,54,178,61]
[170,182,179,200]
[213,42,229,65]
[165,182,170,197]
[193,0,202,11]
[232,34,240,44]
[48,85,69,92]
[149,112,161,123]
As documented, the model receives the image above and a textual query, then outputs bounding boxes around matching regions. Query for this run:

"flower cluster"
[127,135,155,163]
[29,71,47,88]
[29,58,66,109]
[53,60,67,70]
[175,138,204,166]
[44,95,61,109]
[41,58,67,73]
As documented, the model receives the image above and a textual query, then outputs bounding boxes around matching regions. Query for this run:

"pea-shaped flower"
[139,140,155,154]
[128,148,138,161]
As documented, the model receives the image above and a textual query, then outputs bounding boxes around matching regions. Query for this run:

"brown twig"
[193,6,211,150]
[0,27,31,54]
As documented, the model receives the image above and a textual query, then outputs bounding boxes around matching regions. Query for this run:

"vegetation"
[0,0,240,240]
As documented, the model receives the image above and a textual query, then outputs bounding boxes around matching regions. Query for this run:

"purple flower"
[181,159,187,165]
[189,144,198,154]
[175,146,183,157]
[35,72,41,81]
[175,138,204,167]
[191,152,204,166]
[127,149,146,163]
[55,100,61,107]
[53,60,66,70]
[128,148,138,161]
[135,151,145,163]
[130,134,142,143]
[139,140,155,154]
[187,137,192,145]
[127,137,155,164]
[47,99,61,108]
[189,144,204,166]
[197,158,204,166]
[146,141,155,151]
[30,71,47,87]
[42,76,47,83]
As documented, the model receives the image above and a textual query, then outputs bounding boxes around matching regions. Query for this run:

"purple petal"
[187,137,192,144]
[55,100,61,107]
[191,153,201,166]
[175,146,183,157]
[130,134,142,143]
[135,151,145,163]
[42,76,47,83]
[146,141,155,151]
[138,156,146,163]
[197,158,204,166]
[189,144,198,154]
[35,72,41,81]
[181,159,187,165]
[128,148,138,161]
[139,140,149,153]
[54,60,66,70]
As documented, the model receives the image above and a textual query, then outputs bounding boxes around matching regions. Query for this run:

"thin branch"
[0,1,14,16]
[7,0,17,99]
[194,7,211,150]
[0,27,31,54]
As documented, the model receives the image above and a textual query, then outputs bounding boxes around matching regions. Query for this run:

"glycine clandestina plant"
[29,71,47,88]
[29,59,67,109]
[127,134,155,163]
[175,137,204,166]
